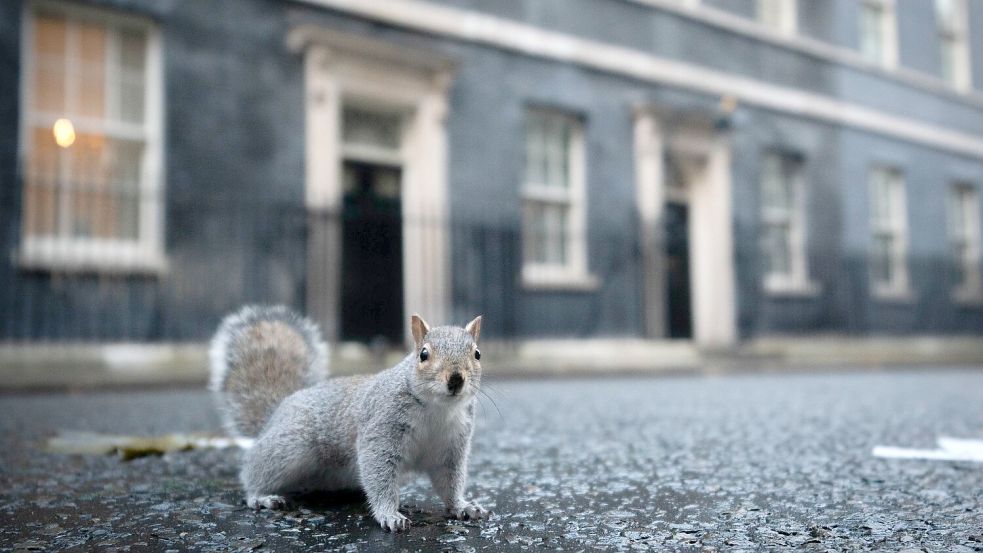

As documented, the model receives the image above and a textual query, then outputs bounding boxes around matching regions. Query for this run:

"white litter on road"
[190,436,255,449]
[873,436,983,462]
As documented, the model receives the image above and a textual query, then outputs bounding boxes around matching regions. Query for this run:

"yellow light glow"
[52,118,76,148]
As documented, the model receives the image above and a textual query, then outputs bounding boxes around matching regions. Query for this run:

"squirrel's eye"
[474,349,481,361]
[420,348,430,362]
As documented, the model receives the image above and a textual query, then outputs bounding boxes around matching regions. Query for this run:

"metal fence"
[1,198,981,344]
[0,198,640,343]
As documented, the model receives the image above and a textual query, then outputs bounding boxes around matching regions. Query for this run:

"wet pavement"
[1,368,982,552]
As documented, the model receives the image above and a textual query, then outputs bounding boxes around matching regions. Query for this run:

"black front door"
[340,160,403,344]
[665,202,693,339]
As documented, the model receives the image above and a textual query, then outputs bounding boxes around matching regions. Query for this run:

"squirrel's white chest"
[403,403,470,471]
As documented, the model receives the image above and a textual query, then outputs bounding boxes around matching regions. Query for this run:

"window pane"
[33,15,67,113]
[523,200,570,266]
[342,107,402,150]
[871,169,893,227]
[63,133,143,240]
[544,203,568,265]
[949,186,980,290]
[76,22,107,119]
[545,117,568,189]
[113,140,143,239]
[949,188,967,239]
[559,120,571,189]
[68,132,107,238]
[118,30,146,123]
[860,4,884,63]
[764,223,791,277]
[525,111,572,190]
[951,242,968,287]
[525,115,545,186]
[761,154,789,211]
[872,234,894,284]
[371,167,400,200]
[940,37,958,85]
[23,126,62,237]
[523,201,546,264]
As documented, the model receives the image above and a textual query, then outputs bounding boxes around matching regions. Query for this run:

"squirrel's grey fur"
[209,305,487,531]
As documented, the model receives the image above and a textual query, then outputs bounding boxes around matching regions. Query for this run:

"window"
[936,0,972,91]
[341,105,403,198]
[760,152,813,294]
[521,109,594,288]
[20,3,163,272]
[341,105,403,165]
[756,0,796,35]
[948,184,982,301]
[859,0,897,68]
[869,167,909,298]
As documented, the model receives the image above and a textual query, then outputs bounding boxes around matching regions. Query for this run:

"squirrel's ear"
[411,314,430,348]
[465,315,482,342]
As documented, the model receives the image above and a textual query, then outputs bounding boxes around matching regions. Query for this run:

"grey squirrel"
[209,305,488,532]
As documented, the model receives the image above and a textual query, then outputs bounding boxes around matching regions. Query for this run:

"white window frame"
[756,0,796,36]
[760,151,817,296]
[859,0,898,70]
[868,166,911,300]
[948,184,983,303]
[18,0,165,273]
[935,0,972,92]
[521,108,597,290]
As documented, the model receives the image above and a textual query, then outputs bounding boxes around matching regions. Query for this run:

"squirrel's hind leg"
[240,419,323,509]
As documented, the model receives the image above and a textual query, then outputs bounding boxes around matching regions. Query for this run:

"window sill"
[17,240,167,275]
[763,278,821,298]
[871,286,916,304]
[953,289,983,307]
[521,269,600,292]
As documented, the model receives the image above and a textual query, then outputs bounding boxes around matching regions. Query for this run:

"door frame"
[633,107,737,347]
[289,27,455,344]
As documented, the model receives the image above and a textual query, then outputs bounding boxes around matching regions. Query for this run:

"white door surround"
[289,27,455,344]
[634,108,737,348]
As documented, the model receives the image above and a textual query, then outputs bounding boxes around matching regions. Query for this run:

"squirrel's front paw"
[246,494,288,510]
[376,511,410,532]
[448,501,488,521]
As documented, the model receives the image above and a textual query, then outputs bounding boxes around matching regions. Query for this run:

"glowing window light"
[52,118,76,148]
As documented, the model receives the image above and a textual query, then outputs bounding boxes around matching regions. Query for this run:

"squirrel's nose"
[447,372,465,394]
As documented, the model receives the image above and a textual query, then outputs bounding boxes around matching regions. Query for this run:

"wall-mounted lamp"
[52,118,76,148]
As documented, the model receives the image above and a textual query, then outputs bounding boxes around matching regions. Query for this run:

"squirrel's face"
[411,314,482,401]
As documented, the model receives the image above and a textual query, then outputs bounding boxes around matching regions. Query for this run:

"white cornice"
[297,0,983,159]
[625,0,981,106]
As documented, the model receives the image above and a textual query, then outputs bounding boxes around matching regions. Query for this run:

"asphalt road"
[1,369,982,552]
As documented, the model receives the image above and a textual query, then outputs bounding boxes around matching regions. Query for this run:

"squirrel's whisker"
[476,387,504,420]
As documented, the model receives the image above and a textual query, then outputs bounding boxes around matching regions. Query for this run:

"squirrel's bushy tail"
[209,305,329,437]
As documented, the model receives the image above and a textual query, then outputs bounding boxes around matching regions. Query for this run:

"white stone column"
[401,75,452,334]
[303,46,343,342]
[633,109,667,338]
[689,137,736,348]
